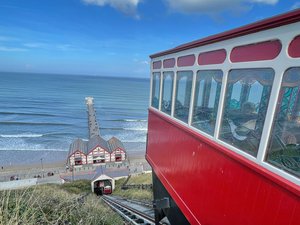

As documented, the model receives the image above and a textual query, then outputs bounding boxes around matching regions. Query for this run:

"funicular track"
[102,195,159,225]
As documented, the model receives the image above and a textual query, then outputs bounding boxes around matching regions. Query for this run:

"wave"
[104,119,147,122]
[123,128,147,131]
[0,133,44,138]
[124,119,147,122]
[0,111,56,117]
[0,132,76,138]
[100,127,147,131]
[0,148,67,152]
[0,121,72,126]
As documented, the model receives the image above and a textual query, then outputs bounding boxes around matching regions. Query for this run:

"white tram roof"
[150,9,300,59]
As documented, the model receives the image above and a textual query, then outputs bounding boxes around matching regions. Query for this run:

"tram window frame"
[151,72,161,109]
[219,68,274,157]
[161,72,174,115]
[265,67,300,178]
[192,70,223,136]
[174,71,193,123]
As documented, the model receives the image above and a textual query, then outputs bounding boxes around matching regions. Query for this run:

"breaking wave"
[100,127,147,131]
[105,119,147,122]
[0,121,72,126]
[0,133,44,138]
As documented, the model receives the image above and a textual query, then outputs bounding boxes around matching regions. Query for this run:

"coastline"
[0,142,148,182]
[0,142,146,167]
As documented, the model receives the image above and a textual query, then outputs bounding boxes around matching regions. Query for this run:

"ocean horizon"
[0,72,149,166]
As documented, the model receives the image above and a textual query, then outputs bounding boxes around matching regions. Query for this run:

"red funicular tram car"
[146,10,300,225]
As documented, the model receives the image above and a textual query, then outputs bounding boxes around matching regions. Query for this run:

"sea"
[0,72,149,166]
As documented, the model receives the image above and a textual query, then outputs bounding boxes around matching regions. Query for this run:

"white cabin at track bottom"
[91,174,115,195]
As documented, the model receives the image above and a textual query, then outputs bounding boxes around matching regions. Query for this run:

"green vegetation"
[126,173,152,185]
[60,179,91,194]
[0,182,122,225]
[113,172,153,201]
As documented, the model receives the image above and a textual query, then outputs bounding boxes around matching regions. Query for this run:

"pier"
[85,97,100,138]
[68,97,127,167]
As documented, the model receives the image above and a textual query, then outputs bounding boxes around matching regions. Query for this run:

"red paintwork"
[153,60,162,69]
[103,186,112,194]
[177,54,195,67]
[146,109,300,225]
[288,35,300,58]
[198,49,227,65]
[163,58,176,68]
[230,40,282,62]
[150,9,300,58]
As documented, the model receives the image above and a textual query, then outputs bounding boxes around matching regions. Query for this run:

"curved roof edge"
[150,9,300,59]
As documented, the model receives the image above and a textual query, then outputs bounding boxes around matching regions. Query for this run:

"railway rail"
[102,195,160,225]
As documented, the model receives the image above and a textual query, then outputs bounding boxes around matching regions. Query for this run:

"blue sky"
[0,0,299,78]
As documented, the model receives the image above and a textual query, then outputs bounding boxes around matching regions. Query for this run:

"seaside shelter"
[91,174,115,195]
[68,138,88,166]
[87,135,110,164]
[108,137,126,162]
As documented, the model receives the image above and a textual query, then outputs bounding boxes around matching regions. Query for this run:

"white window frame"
[149,21,300,185]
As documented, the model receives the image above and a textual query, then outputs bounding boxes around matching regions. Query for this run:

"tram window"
[266,68,300,178]
[151,72,161,109]
[161,72,174,115]
[192,70,223,135]
[174,71,193,123]
[219,68,274,156]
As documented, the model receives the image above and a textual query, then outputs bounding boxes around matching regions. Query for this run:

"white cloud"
[82,0,142,18]
[0,46,27,52]
[164,0,279,14]
[23,42,46,48]
[250,0,278,4]
[141,60,149,65]
[0,35,19,42]
[291,2,300,10]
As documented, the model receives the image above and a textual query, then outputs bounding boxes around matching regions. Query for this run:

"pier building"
[87,135,111,164]
[108,137,126,162]
[68,138,88,166]
[67,97,126,166]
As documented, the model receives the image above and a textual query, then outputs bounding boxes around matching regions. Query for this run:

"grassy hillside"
[0,181,122,225]
[113,172,153,201]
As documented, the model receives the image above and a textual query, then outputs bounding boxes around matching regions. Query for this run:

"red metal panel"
[150,9,300,58]
[198,49,227,65]
[177,54,195,67]
[230,40,282,62]
[146,109,300,225]
[163,58,176,68]
[288,35,300,58]
[153,61,162,69]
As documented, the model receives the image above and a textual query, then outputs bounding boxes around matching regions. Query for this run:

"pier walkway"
[85,97,100,138]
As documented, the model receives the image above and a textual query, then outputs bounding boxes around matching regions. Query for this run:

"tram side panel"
[146,109,300,225]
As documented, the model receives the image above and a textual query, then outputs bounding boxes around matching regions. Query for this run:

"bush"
[60,180,91,194]
[0,185,123,225]
[113,173,153,201]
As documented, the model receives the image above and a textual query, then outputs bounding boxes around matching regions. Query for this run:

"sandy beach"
[0,146,149,183]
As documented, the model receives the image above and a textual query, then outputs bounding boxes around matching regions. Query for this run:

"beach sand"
[0,143,149,182]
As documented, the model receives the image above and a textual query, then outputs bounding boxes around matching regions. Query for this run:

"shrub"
[0,184,122,225]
